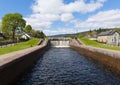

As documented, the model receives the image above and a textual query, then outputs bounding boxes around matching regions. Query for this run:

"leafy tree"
[30,29,37,37]
[24,25,32,33]
[40,31,46,38]
[30,30,46,38]
[1,13,26,42]
[0,26,1,32]
[35,30,46,38]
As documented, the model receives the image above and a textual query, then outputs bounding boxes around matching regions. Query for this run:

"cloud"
[61,13,74,22]
[73,9,120,29]
[32,0,63,14]
[25,0,106,33]
[61,0,106,13]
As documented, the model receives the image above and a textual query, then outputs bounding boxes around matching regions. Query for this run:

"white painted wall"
[108,32,119,46]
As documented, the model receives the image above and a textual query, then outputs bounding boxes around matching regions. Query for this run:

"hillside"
[77,28,120,38]
[47,28,120,38]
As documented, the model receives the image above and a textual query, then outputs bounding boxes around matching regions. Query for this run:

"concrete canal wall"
[0,40,50,85]
[70,39,120,77]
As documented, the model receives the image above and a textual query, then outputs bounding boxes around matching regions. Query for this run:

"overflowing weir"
[50,37,70,47]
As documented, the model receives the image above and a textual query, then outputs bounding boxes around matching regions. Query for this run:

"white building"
[20,33,32,40]
[97,30,120,46]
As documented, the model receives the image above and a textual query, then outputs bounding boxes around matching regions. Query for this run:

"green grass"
[79,38,120,51]
[0,38,40,55]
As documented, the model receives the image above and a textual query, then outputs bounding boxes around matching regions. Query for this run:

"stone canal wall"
[70,39,120,77]
[70,39,120,59]
[0,40,50,85]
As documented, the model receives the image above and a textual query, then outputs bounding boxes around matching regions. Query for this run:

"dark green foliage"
[31,30,46,38]
[37,31,46,38]
[96,28,110,34]
[24,25,32,33]
[24,25,46,38]
[30,29,37,37]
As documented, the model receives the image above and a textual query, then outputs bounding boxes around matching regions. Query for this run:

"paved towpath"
[70,39,120,59]
[0,41,47,66]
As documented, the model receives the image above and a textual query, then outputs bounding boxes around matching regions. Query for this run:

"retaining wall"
[0,40,50,85]
[70,39,120,77]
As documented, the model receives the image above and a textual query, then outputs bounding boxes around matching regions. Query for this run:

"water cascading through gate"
[50,38,70,47]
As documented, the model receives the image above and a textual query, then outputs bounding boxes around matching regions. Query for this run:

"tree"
[1,13,26,42]
[0,26,1,32]
[24,25,32,33]
[30,29,37,37]
[40,31,46,38]
[35,30,46,38]
[30,30,46,38]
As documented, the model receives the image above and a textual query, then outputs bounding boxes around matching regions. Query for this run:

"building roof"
[98,30,117,36]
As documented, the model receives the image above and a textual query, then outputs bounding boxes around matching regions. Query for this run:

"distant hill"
[47,28,120,38]
[77,28,120,38]
[114,28,120,33]
[48,33,76,37]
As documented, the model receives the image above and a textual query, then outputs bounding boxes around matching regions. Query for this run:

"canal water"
[17,48,120,85]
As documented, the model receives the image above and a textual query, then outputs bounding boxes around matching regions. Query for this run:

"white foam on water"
[50,40,70,48]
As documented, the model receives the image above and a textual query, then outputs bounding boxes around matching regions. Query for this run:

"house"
[97,30,120,46]
[16,30,32,41]
[20,33,32,40]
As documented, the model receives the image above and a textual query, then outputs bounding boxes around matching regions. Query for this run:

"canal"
[17,47,120,85]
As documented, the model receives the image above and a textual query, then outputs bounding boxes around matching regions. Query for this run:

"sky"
[0,0,120,35]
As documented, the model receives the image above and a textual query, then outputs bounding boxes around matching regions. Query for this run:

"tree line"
[0,13,45,42]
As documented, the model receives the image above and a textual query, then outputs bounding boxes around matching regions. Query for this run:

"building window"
[114,37,116,42]
[112,38,114,42]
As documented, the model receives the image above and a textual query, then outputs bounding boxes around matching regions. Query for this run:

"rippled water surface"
[18,48,120,85]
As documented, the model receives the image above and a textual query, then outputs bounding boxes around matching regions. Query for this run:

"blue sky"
[0,0,120,35]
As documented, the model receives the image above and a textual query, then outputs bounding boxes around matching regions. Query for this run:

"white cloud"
[24,17,52,29]
[32,0,63,14]
[87,9,120,22]
[74,9,120,29]
[61,0,106,13]
[61,13,74,22]
[25,0,106,34]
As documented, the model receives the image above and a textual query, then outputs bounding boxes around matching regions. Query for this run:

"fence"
[0,40,25,48]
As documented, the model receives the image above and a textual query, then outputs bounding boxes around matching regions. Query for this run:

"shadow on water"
[17,47,120,85]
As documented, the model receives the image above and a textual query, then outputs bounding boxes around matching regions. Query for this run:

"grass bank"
[0,38,40,55]
[79,38,120,51]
